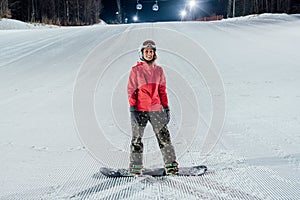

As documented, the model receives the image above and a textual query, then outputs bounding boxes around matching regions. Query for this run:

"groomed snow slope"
[0,14,300,199]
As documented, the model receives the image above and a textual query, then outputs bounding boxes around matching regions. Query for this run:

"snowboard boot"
[165,161,179,175]
[129,164,143,175]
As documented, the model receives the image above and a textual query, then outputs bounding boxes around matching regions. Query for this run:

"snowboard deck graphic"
[100,165,207,177]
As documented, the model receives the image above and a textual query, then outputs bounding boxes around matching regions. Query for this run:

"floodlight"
[180,10,187,18]
[189,0,196,9]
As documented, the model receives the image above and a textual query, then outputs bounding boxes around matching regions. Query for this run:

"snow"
[1,14,300,199]
[0,18,58,30]
[0,18,106,30]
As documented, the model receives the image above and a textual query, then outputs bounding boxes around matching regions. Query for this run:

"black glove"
[130,106,141,124]
[164,106,170,124]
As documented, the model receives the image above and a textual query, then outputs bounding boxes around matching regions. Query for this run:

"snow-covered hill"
[0,18,106,30]
[0,14,300,199]
[0,18,59,30]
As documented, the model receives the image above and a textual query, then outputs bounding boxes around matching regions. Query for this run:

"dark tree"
[5,0,103,26]
[0,0,11,18]
[227,0,300,18]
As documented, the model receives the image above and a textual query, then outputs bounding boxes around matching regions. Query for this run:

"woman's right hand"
[130,106,141,124]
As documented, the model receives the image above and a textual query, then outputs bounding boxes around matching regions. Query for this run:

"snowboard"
[100,165,207,177]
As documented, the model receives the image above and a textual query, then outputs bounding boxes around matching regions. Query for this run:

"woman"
[127,40,178,175]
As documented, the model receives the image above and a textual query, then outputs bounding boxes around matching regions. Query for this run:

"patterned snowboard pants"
[129,111,177,167]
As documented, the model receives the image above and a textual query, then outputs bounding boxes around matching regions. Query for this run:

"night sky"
[100,0,227,23]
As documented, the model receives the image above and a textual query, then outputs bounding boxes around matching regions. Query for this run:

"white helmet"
[139,40,157,61]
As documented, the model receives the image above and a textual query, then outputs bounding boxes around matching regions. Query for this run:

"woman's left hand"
[164,107,170,124]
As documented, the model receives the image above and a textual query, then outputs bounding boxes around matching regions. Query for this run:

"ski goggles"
[142,40,156,50]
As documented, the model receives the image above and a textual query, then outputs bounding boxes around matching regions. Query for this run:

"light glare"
[180,10,187,18]
[189,0,196,9]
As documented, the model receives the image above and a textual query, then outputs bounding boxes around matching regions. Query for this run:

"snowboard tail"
[100,165,207,177]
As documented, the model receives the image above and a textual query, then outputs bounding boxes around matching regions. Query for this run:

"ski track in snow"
[1,14,300,199]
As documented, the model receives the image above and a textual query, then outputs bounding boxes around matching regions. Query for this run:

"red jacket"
[127,61,168,111]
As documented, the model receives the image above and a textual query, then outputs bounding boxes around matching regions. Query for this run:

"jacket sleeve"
[127,68,138,107]
[158,68,169,108]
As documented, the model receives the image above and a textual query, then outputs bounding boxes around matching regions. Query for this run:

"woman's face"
[143,47,154,61]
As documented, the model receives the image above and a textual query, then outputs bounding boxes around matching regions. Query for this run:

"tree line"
[227,0,300,17]
[0,0,102,25]
[1,0,300,25]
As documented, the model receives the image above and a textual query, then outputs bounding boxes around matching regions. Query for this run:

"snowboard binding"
[129,164,143,175]
[165,161,179,175]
